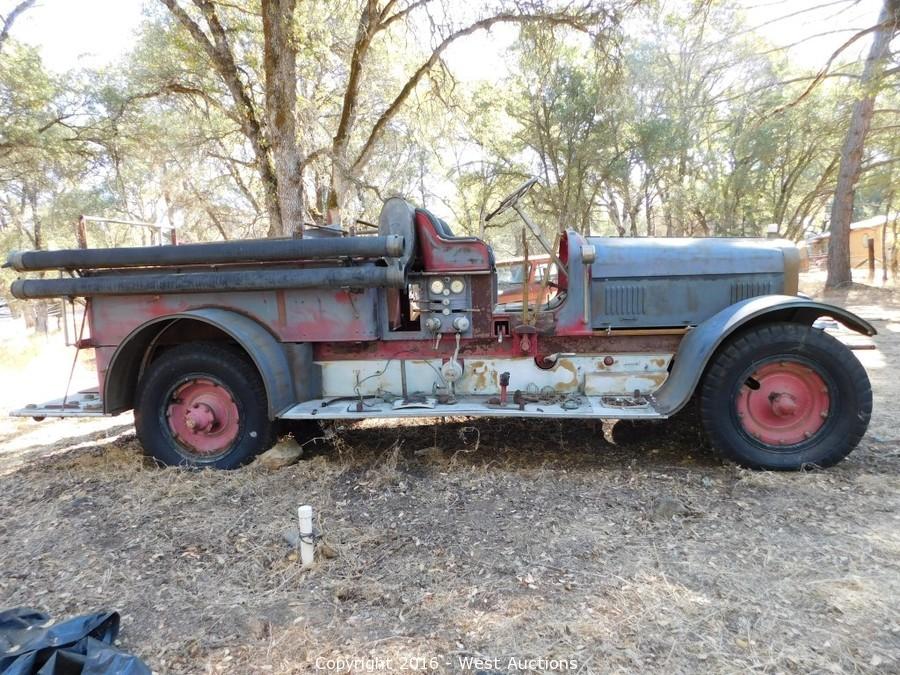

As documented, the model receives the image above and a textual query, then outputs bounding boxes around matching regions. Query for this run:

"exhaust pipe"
[5,235,404,272]
[11,265,405,299]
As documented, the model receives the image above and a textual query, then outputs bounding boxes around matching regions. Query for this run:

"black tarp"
[0,608,150,675]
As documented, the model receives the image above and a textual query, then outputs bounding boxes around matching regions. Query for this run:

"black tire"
[135,343,276,469]
[700,322,871,470]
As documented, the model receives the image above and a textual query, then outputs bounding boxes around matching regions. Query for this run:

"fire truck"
[6,179,874,470]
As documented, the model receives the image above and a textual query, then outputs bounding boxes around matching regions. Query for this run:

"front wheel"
[700,322,872,470]
[135,343,276,469]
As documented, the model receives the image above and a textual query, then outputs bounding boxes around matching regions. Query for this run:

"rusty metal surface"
[313,333,683,362]
[554,230,593,336]
[11,264,403,299]
[315,353,672,400]
[6,234,404,272]
[470,276,494,337]
[585,237,796,330]
[93,345,115,398]
[414,210,493,272]
[586,237,790,278]
[10,389,107,418]
[279,393,663,421]
[103,308,297,418]
[89,287,379,346]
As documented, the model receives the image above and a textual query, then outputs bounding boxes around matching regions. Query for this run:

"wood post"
[868,237,876,282]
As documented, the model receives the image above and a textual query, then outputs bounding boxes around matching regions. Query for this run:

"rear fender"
[104,308,298,418]
[653,295,875,416]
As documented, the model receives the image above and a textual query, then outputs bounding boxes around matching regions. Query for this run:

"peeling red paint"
[314,334,682,362]
[88,288,379,346]
[414,210,493,272]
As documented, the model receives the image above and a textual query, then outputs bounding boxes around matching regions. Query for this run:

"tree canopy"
[1,0,897,271]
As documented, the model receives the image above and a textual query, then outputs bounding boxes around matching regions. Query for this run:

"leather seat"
[434,216,454,237]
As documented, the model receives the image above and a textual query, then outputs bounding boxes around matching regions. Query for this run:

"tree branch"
[333,0,379,154]
[380,0,432,31]
[351,10,597,173]
[123,83,241,124]
[765,16,899,118]
[0,0,36,53]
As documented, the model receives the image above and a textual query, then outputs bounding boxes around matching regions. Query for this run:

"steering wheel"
[485,177,539,222]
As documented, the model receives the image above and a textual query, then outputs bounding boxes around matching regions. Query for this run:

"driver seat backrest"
[434,216,454,237]
[414,208,494,273]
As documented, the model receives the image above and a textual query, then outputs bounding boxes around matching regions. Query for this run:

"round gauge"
[450,279,465,294]
[442,288,451,296]
[429,279,445,295]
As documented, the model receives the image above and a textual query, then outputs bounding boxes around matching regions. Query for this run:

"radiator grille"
[604,284,645,316]
[730,280,772,303]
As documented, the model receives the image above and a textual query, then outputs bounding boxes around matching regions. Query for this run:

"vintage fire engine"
[5,179,874,470]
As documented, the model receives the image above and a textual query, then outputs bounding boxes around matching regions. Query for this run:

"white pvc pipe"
[298,505,315,567]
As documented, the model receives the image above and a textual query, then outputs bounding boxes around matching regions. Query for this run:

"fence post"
[868,237,876,282]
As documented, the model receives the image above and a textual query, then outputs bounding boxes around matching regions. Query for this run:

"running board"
[10,390,109,418]
[9,392,666,421]
[278,394,665,421]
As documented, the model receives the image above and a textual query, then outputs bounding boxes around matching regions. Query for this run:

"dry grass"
[0,282,898,674]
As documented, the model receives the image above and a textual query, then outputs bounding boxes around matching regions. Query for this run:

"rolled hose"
[10,265,405,299]
[4,234,404,272]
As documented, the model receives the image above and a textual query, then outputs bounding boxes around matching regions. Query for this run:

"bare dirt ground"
[0,280,898,674]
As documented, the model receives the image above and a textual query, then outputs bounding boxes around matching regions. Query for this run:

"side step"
[279,394,665,421]
[10,392,667,421]
[10,390,109,418]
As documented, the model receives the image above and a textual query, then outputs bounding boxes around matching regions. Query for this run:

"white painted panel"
[317,354,672,398]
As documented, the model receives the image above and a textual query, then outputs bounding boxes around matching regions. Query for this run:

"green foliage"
[0,0,897,269]
[443,0,894,245]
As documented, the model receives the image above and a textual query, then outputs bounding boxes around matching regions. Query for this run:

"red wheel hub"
[736,361,829,446]
[167,378,240,456]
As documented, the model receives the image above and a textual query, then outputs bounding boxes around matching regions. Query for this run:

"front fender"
[104,308,296,418]
[652,295,875,416]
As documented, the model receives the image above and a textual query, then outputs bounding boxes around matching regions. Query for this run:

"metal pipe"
[11,265,405,299]
[5,235,405,272]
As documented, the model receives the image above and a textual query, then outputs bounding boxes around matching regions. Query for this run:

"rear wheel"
[700,322,871,470]
[135,343,276,469]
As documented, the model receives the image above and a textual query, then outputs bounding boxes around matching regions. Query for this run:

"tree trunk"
[883,190,894,282]
[826,0,899,287]
[26,187,48,335]
[891,213,898,277]
[160,0,283,236]
[644,183,654,236]
[262,0,304,238]
[326,166,348,226]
